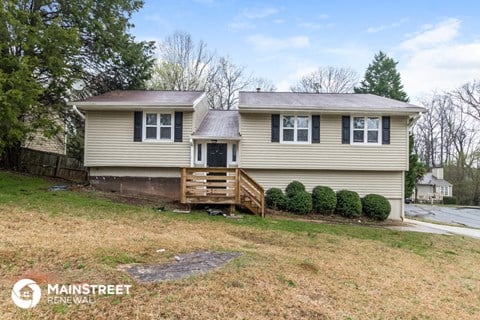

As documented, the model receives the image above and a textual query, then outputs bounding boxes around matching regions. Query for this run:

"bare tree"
[452,80,480,121]
[290,66,358,93]
[248,77,277,92]
[414,81,480,205]
[207,57,251,110]
[148,31,214,91]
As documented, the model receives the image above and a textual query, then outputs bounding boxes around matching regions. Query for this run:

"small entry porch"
[180,167,265,217]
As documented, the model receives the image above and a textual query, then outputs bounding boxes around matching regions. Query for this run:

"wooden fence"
[20,148,87,182]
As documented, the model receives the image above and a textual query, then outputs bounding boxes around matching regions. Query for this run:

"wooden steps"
[180,168,264,216]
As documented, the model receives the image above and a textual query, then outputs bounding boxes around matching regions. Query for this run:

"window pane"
[367,131,378,143]
[297,116,308,128]
[197,144,202,161]
[353,130,364,142]
[367,117,379,130]
[160,114,171,126]
[146,113,157,125]
[232,144,237,162]
[283,129,294,141]
[283,116,294,128]
[297,129,308,142]
[160,127,171,139]
[146,127,157,139]
[353,117,364,129]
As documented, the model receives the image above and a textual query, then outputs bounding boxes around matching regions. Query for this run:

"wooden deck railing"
[180,168,264,217]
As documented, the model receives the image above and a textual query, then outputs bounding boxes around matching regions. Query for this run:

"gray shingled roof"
[71,90,205,106]
[417,172,452,187]
[192,110,240,140]
[238,92,426,114]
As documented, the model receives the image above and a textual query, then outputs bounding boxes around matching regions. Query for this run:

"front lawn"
[0,171,479,319]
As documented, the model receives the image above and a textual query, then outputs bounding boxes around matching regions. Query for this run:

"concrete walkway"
[389,218,480,239]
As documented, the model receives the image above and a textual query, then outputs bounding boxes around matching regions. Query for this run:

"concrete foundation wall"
[90,175,180,200]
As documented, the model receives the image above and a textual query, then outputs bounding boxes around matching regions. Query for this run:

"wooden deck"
[180,168,265,217]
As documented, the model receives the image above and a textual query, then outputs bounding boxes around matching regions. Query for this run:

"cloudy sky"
[131,0,480,101]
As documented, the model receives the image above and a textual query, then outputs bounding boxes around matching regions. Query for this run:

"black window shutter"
[271,114,280,142]
[382,116,391,144]
[312,115,320,143]
[133,111,143,142]
[174,112,183,142]
[342,116,350,144]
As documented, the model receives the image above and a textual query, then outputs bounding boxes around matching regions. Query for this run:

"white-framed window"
[440,186,449,196]
[143,112,173,141]
[280,115,310,143]
[351,116,381,145]
[231,143,237,163]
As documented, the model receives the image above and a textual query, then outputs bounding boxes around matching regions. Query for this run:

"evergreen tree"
[405,134,427,199]
[356,51,424,200]
[0,1,154,166]
[355,51,409,102]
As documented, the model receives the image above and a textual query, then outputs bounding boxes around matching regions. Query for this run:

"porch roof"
[192,110,240,140]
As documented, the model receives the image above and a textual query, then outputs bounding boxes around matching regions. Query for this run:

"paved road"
[405,204,480,228]
[389,219,480,239]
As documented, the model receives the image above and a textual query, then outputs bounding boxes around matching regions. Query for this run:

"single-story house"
[415,167,453,202]
[69,90,425,220]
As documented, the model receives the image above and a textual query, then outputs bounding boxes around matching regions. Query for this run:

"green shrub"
[443,196,457,205]
[287,191,312,214]
[285,181,306,198]
[362,194,391,221]
[266,188,287,210]
[312,186,337,214]
[335,190,362,218]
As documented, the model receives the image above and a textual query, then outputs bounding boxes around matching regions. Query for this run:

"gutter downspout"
[72,105,85,120]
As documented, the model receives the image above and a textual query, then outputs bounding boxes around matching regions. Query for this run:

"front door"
[207,143,227,167]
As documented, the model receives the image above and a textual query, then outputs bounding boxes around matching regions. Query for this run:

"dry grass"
[0,172,480,319]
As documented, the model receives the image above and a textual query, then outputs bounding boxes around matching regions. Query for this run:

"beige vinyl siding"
[245,169,403,198]
[85,110,192,167]
[192,96,209,132]
[24,132,66,155]
[246,169,404,219]
[89,167,180,177]
[239,114,408,171]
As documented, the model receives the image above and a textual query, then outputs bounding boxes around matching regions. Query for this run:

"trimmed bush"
[362,194,391,221]
[287,191,313,214]
[312,186,337,214]
[285,181,306,198]
[443,196,457,205]
[266,188,287,210]
[335,190,362,218]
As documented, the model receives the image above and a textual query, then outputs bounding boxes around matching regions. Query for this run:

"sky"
[131,0,480,102]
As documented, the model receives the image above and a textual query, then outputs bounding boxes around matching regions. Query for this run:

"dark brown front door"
[207,143,228,167]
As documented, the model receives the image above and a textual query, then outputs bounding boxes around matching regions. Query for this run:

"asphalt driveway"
[405,204,480,228]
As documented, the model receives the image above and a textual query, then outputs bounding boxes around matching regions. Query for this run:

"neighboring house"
[69,90,425,220]
[23,119,66,155]
[415,167,453,203]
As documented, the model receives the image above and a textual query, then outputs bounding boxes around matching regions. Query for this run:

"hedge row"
[265,181,391,220]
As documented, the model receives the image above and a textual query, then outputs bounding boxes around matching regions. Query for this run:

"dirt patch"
[119,251,242,282]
